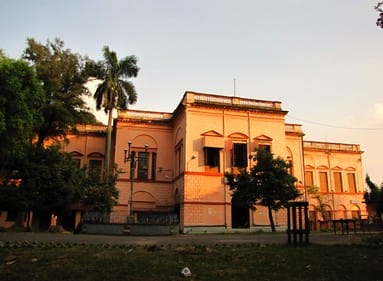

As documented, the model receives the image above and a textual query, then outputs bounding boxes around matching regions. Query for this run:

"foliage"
[76,165,120,214]
[364,174,383,216]
[376,2,383,28]
[15,145,85,216]
[1,144,120,222]
[225,148,301,231]
[0,136,119,224]
[93,46,139,114]
[0,55,45,175]
[0,181,24,212]
[23,38,97,145]
[0,39,121,224]
[0,144,85,229]
[93,46,139,176]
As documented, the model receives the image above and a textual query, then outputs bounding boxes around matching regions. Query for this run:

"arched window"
[351,205,361,219]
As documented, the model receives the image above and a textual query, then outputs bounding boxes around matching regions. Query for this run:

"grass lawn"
[1,239,383,281]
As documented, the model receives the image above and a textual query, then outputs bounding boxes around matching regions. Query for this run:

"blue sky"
[1,0,382,184]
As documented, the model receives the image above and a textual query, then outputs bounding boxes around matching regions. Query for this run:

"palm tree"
[94,46,139,178]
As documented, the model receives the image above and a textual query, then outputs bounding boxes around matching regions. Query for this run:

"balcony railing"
[303,141,361,152]
[191,92,282,111]
[118,110,173,121]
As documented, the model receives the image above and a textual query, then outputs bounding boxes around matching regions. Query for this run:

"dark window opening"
[137,151,149,180]
[151,152,157,180]
[204,147,220,172]
[89,159,102,180]
[287,159,294,175]
[258,144,271,152]
[175,144,182,175]
[233,143,247,168]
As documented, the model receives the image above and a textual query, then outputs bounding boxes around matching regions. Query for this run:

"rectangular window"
[347,173,357,193]
[89,159,102,180]
[258,144,271,152]
[287,159,294,176]
[319,172,329,192]
[151,152,157,180]
[233,143,247,168]
[175,143,182,175]
[204,147,220,172]
[305,171,314,186]
[333,172,343,192]
[137,151,149,180]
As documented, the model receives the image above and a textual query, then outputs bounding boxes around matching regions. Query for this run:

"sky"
[1,0,382,185]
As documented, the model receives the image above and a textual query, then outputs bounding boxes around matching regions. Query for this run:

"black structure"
[287,201,310,245]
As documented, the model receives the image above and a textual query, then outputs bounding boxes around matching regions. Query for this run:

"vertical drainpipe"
[247,111,251,170]
[247,111,254,227]
[327,150,336,219]
[222,108,227,228]
[300,133,307,201]
[84,126,88,166]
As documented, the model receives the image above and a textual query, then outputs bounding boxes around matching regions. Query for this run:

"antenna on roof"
[233,78,236,97]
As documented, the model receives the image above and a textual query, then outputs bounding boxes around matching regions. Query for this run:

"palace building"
[0,91,367,232]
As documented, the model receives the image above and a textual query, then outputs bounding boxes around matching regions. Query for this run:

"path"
[0,231,368,247]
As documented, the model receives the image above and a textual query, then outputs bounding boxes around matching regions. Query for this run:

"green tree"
[364,174,383,217]
[225,148,301,232]
[23,38,96,145]
[376,2,383,28]
[0,145,86,230]
[93,46,139,176]
[0,55,45,175]
[76,165,120,215]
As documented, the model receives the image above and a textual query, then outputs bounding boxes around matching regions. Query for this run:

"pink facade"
[0,92,366,232]
[110,92,366,232]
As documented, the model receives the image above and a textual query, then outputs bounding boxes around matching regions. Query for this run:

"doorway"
[231,196,249,228]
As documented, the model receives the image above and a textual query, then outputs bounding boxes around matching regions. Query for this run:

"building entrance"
[231,196,250,228]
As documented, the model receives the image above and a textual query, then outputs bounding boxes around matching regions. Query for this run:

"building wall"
[303,141,366,228]
[110,92,366,231]
[114,111,175,217]
[181,93,292,229]
[60,124,107,166]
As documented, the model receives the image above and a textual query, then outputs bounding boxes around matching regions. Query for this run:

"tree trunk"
[268,205,276,232]
[104,108,113,181]
[26,210,31,231]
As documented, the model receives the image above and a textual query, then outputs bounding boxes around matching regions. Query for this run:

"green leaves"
[0,56,45,172]
[225,148,301,231]
[77,166,120,213]
[23,38,97,145]
[364,175,383,214]
[0,39,121,220]
[94,46,139,113]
